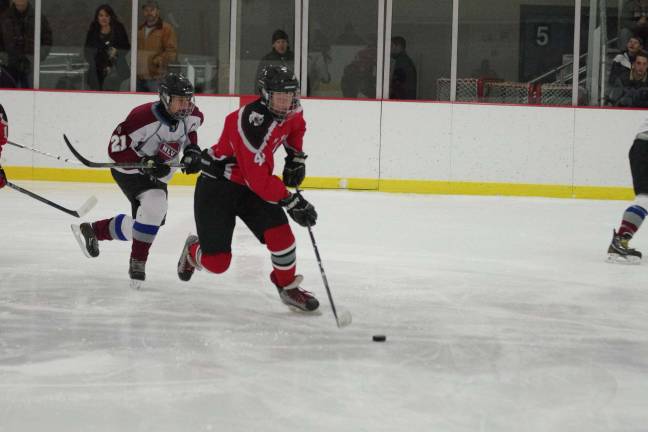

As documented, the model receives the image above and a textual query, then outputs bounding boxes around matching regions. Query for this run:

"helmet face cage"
[159,73,195,120]
[258,65,301,120]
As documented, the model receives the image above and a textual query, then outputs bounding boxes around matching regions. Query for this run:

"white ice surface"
[1,182,647,432]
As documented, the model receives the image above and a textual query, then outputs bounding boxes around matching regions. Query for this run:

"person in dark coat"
[84,4,130,91]
[389,36,417,100]
[255,29,294,85]
[0,0,53,88]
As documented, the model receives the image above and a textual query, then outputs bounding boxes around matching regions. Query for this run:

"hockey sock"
[264,224,296,287]
[618,204,648,238]
[130,221,159,262]
[92,214,133,241]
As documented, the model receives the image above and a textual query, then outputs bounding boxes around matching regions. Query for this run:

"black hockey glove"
[181,144,202,174]
[140,155,171,178]
[200,149,236,178]
[280,192,317,227]
[282,150,307,187]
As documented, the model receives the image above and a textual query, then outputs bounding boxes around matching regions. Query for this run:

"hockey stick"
[6,140,83,165]
[63,134,186,169]
[5,181,98,218]
[295,188,352,328]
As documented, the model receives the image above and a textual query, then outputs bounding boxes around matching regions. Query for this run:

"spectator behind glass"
[609,35,643,87]
[255,29,294,85]
[609,50,648,107]
[389,36,417,100]
[620,1,648,49]
[84,4,130,91]
[0,0,53,88]
[341,36,377,98]
[136,0,177,92]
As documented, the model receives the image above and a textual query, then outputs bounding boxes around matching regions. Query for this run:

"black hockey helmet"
[159,73,195,120]
[257,64,300,120]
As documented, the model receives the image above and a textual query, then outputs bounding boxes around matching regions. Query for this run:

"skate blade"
[70,224,91,258]
[130,279,143,290]
[606,253,641,265]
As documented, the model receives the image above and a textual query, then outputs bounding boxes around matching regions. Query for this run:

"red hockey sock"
[199,251,232,274]
[264,224,296,288]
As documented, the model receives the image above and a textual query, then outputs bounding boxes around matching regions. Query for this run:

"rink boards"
[0,89,641,200]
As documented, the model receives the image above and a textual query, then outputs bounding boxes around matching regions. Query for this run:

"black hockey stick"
[5,181,98,218]
[295,188,352,328]
[63,134,186,169]
[7,140,82,165]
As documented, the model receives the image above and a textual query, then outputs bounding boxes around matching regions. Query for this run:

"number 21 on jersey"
[110,134,128,152]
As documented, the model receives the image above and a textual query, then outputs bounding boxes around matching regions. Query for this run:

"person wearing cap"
[136,0,177,92]
[255,29,294,84]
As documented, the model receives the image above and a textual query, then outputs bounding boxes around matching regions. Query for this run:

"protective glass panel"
[236,0,295,95]
[137,0,229,94]
[307,0,379,98]
[389,0,452,100]
[457,0,577,106]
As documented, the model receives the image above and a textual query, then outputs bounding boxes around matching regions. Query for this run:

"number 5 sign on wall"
[536,25,550,46]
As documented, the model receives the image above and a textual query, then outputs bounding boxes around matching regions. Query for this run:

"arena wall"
[1,89,643,200]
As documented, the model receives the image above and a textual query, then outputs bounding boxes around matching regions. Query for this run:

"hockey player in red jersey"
[176,65,320,311]
[72,73,203,289]
[0,104,8,189]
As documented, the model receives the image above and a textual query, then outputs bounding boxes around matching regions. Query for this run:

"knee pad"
[201,252,232,274]
[136,189,168,226]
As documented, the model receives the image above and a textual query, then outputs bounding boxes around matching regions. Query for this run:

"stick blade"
[336,308,353,328]
[75,195,98,218]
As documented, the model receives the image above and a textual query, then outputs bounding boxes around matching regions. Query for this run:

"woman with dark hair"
[84,4,130,91]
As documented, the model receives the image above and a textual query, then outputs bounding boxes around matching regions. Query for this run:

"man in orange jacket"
[136,0,177,92]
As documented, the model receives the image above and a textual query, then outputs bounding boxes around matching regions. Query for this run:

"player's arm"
[180,108,205,174]
[0,104,8,157]
[282,114,307,187]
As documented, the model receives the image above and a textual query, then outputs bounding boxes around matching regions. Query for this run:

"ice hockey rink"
[1,181,647,432]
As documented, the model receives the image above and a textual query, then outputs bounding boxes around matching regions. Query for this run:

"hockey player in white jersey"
[72,73,203,288]
[607,117,648,263]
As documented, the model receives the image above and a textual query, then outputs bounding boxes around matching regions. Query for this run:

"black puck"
[372,335,386,342]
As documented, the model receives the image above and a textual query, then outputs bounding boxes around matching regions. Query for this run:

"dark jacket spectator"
[0,64,16,88]
[256,29,294,85]
[389,36,417,100]
[609,50,648,107]
[84,5,130,91]
[0,0,53,88]
[609,36,643,86]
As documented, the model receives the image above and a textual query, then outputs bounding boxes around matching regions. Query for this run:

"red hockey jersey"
[108,102,204,183]
[208,98,306,203]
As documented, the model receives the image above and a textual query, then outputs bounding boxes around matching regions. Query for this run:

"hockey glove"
[0,165,6,189]
[181,144,202,174]
[140,155,171,178]
[280,193,317,227]
[200,149,236,178]
[282,150,307,187]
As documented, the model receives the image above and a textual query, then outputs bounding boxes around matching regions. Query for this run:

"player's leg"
[609,138,648,263]
[238,190,319,312]
[178,176,237,281]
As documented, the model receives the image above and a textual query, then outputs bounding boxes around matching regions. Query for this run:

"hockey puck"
[372,335,386,342]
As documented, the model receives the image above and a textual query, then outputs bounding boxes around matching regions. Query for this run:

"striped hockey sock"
[618,205,648,238]
[130,221,159,262]
[92,214,132,241]
[265,224,296,287]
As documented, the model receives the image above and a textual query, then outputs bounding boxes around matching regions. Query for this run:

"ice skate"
[177,234,200,282]
[129,258,146,289]
[272,274,319,312]
[607,230,642,264]
[71,222,99,258]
